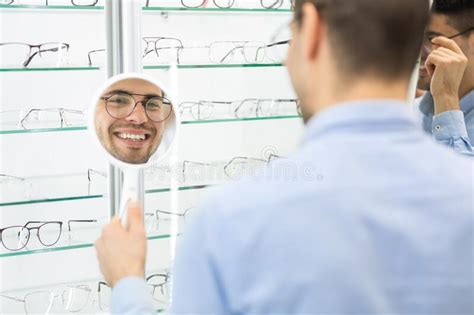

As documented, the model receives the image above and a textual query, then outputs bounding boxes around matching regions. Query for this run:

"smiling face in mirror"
[94,78,173,165]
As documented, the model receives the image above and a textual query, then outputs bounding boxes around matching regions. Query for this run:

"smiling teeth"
[118,133,146,140]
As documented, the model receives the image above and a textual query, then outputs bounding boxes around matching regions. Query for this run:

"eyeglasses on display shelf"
[86,168,107,195]
[179,40,287,64]
[0,108,85,131]
[20,108,84,129]
[180,154,283,182]
[0,285,94,314]
[88,36,184,66]
[86,169,107,183]
[144,0,294,9]
[0,169,110,206]
[0,270,169,315]
[267,21,292,63]
[140,207,196,233]
[0,220,98,252]
[155,207,195,223]
[144,153,284,185]
[0,0,99,6]
[146,272,170,304]
[0,173,25,182]
[88,37,288,66]
[143,36,184,64]
[232,98,299,118]
[0,42,69,68]
[98,272,170,311]
[179,99,300,121]
[0,173,35,201]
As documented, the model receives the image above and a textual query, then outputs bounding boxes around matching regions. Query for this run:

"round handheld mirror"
[88,73,179,221]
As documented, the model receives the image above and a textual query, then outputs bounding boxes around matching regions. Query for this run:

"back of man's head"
[293,0,430,81]
[432,0,474,32]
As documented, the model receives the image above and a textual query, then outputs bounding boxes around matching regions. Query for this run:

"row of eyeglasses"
[0,30,290,67]
[0,208,194,251]
[1,154,282,196]
[1,0,293,9]
[0,98,300,130]
[1,155,284,204]
[0,271,169,314]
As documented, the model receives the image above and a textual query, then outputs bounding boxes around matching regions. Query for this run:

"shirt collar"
[419,90,474,116]
[303,99,418,143]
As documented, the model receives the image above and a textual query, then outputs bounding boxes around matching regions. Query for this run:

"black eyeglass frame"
[100,92,173,123]
[146,273,169,298]
[0,219,98,251]
[426,27,474,44]
[0,221,63,251]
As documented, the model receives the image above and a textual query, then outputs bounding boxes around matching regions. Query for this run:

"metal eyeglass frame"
[87,169,107,182]
[233,98,298,118]
[424,27,474,52]
[97,281,111,311]
[2,0,99,6]
[223,155,281,178]
[98,272,169,310]
[100,92,173,123]
[265,39,291,59]
[0,42,69,67]
[0,221,63,251]
[88,37,184,66]
[87,49,105,66]
[180,155,282,181]
[0,220,98,251]
[0,285,93,314]
[148,40,269,64]
[155,207,194,221]
[179,98,299,120]
[146,273,169,302]
[178,100,232,120]
[0,174,25,182]
[19,108,84,129]
[260,0,294,9]
[146,0,292,9]
[142,37,184,64]
[181,160,228,182]
[90,38,285,66]
[207,41,268,64]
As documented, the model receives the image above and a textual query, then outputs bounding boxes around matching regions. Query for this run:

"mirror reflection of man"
[417,0,474,156]
[95,78,172,164]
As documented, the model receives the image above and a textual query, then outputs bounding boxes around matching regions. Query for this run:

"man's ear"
[300,2,324,61]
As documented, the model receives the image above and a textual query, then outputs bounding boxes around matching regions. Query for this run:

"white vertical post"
[105,0,145,218]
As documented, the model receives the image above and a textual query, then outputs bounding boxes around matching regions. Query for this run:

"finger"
[430,49,455,60]
[433,47,465,60]
[426,53,449,67]
[127,200,145,234]
[425,54,447,76]
[432,36,464,55]
[110,216,122,226]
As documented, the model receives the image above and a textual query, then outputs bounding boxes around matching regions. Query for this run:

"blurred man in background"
[418,0,473,155]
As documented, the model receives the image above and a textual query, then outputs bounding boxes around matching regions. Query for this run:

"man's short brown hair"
[432,0,474,32]
[294,0,430,80]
